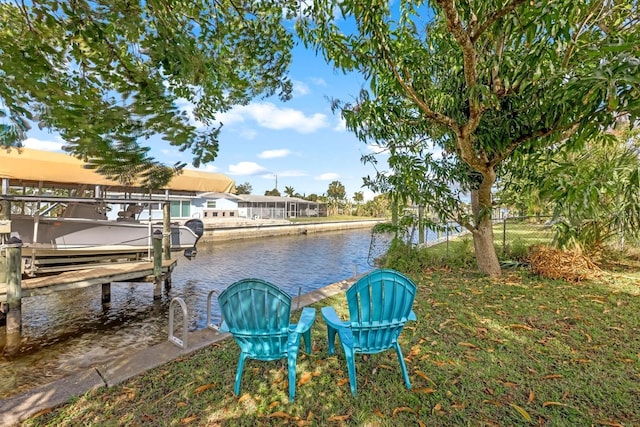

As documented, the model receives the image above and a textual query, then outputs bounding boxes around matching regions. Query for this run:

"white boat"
[10,202,204,276]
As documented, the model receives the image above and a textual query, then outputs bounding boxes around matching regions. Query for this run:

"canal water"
[0,228,388,400]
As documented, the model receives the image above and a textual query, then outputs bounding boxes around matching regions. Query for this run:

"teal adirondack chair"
[321,269,417,396]
[218,279,316,402]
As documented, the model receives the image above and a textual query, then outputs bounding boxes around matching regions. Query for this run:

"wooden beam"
[0,260,175,301]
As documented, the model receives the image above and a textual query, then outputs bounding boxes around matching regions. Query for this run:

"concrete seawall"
[200,219,383,242]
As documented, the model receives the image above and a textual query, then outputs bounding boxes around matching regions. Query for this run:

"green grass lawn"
[22,260,640,426]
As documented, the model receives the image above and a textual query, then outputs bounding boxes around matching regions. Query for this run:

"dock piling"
[152,230,163,299]
[5,237,23,334]
[162,202,171,261]
[102,283,111,304]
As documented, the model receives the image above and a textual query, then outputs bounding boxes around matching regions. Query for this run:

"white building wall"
[210,198,238,210]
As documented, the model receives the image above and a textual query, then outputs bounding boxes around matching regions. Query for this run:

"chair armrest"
[292,307,316,334]
[218,320,230,333]
[408,310,417,322]
[321,306,349,330]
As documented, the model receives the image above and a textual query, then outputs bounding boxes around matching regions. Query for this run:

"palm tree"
[353,191,364,216]
[327,181,346,215]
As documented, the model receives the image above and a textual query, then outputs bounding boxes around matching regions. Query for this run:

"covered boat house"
[0,148,327,223]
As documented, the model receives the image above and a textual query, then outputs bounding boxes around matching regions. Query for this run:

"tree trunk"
[470,170,502,277]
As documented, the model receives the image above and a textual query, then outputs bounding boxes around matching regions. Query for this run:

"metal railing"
[168,297,189,349]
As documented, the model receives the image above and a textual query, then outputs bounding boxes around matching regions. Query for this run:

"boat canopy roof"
[0,148,236,194]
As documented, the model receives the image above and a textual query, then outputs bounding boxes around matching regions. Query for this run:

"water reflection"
[0,228,376,399]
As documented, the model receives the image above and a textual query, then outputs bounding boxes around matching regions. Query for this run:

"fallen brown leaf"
[458,342,479,349]
[501,381,519,388]
[194,383,215,394]
[509,324,533,331]
[543,401,569,407]
[238,394,252,403]
[414,370,436,385]
[181,415,199,424]
[542,374,563,380]
[527,390,535,404]
[30,408,52,418]
[392,406,416,417]
[597,420,624,427]
[408,346,421,357]
[337,378,349,386]
[298,371,312,386]
[268,411,292,419]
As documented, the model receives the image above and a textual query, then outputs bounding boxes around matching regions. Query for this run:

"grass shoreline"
[19,263,640,426]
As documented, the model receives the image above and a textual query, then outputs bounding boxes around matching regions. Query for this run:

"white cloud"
[315,172,340,181]
[178,98,330,135]
[22,137,64,151]
[238,128,258,140]
[277,170,307,177]
[221,102,329,133]
[293,80,310,96]
[189,164,218,173]
[217,108,246,127]
[310,77,327,87]
[259,149,291,159]
[334,117,347,131]
[361,189,376,202]
[228,161,268,176]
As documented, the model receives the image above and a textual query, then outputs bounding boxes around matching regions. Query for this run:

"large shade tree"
[297,0,640,276]
[0,0,294,186]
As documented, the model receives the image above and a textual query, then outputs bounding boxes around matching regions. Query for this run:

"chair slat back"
[219,278,292,359]
[346,269,416,352]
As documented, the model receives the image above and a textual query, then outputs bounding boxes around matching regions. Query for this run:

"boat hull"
[10,216,203,275]
[12,216,199,250]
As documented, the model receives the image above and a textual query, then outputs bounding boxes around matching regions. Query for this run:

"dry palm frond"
[528,245,601,282]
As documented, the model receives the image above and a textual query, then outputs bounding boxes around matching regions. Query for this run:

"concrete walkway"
[0,277,357,427]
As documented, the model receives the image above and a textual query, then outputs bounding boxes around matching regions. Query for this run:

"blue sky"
[23,42,385,201]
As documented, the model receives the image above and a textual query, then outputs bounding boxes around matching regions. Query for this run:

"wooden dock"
[0,259,176,302]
